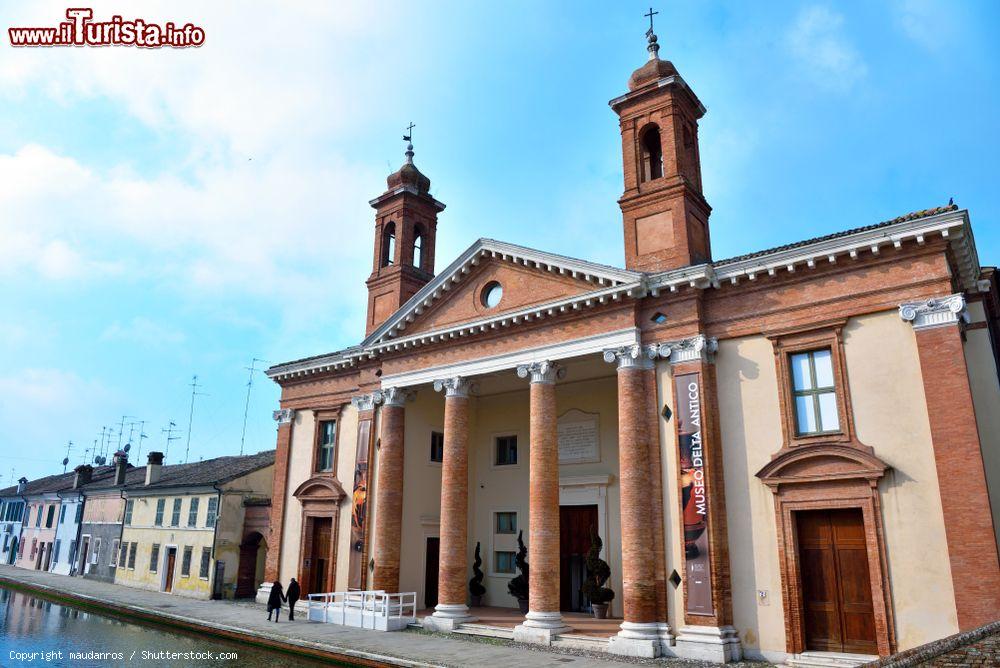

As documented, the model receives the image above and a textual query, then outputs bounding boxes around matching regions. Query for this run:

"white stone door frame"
[159,544,177,592]
[418,515,439,611]
[558,474,614,614]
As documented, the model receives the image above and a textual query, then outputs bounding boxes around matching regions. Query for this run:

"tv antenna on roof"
[63,441,73,472]
[162,420,180,461]
[184,375,207,463]
[240,358,271,456]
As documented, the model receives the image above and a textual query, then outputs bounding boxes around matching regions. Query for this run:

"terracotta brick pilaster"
[904,296,1000,628]
[372,391,407,592]
[265,410,294,582]
[424,377,476,630]
[643,367,670,630]
[513,361,570,641]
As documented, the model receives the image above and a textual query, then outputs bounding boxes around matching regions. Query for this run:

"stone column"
[372,388,410,592]
[900,294,1000,628]
[259,408,295,605]
[605,345,663,658]
[423,376,477,631]
[513,361,570,644]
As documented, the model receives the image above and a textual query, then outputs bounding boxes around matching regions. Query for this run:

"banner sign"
[675,371,715,615]
[348,418,373,590]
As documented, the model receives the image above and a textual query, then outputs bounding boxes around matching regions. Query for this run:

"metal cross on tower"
[403,121,415,142]
[645,6,659,35]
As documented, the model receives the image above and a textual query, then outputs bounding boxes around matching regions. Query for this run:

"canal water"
[0,585,346,667]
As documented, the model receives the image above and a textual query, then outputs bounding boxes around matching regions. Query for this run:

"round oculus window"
[481,281,503,308]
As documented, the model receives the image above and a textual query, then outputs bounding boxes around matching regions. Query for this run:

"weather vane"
[403,121,415,143]
[644,7,659,36]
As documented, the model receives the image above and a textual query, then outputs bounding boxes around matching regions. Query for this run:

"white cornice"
[381,328,640,389]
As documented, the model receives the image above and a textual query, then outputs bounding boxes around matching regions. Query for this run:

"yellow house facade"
[114,450,274,600]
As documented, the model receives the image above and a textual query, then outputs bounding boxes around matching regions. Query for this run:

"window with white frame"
[110,539,119,566]
[494,435,517,466]
[790,349,841,435]
[494,551,516,574]
[91,538,101,564]
[149,544,160,573]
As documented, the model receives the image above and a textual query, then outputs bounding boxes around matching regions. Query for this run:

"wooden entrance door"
[235,533,263,598]
[308,517,332,595]
[559,505,599,612]
[797,509,877,654]
[78,537,89,574]
[164,548,176,592]
[424,537,439,609]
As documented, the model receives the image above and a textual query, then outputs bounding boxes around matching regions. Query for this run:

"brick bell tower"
[366,133,445,335]
[610,20,711,273]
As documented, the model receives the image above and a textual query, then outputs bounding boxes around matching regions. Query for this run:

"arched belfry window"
[412,226,424,270]
[381,222,396,267]
[640,125,663,182]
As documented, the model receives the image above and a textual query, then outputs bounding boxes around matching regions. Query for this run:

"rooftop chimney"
[73,465,93,489]
[146,451,164,486]
[113,451,128,486]
[16,477,27,494]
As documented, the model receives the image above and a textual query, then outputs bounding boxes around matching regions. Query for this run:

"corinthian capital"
[272,408,295,424]
[602,344,660,370]
[516,360,566,384]
[899,293,968,330]
[374,387,415,407]
[433,376,473,398]
[351,393,378,411]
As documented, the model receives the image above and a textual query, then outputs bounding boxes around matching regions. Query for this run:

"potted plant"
[581,526,615,619]
[507,529,529,614]
[469,542,486,607]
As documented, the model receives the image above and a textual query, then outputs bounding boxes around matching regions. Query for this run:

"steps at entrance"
[552,634,610,652]
[452,623,515,640]
[786,651,878,668]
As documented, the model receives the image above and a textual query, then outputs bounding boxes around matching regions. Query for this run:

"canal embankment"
[0,565,637,667]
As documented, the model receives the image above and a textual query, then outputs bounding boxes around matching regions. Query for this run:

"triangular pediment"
[363,239,642,346]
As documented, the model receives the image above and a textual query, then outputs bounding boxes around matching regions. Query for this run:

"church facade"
[261,27,1000,664]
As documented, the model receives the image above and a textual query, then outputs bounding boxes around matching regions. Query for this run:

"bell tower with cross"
[610,8,711,273]
[365,123,446,336]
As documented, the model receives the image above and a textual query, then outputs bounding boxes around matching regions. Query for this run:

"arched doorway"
[235,532,266,598]
[293,476,347,596]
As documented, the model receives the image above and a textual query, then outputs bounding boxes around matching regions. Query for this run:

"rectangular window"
[110,539,119,566]
[59,506,66,524]
[317,420,337,472]
[74,504,83,523]
[790,349,841,435]
[118,541,128,568]
[53,540,61,563]
[206,497,218,528]
[92,538,101,565]
[199,547,211,579]
[45,505,55,528]
[181,546,192,577]
[495,511,517,534]
[494,551,516,574]
[187,498,200,527]
[495,435,517,466]
[124,500,134,525]
[170,499,182,527]
[2,535,8,551]
[68,540,76,565]
[149,544,160,573]
[154,499,165,526]
[127,542,137,570]
[35,506,42,527]
[430,431,444,463]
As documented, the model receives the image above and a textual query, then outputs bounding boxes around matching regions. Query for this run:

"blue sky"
[0,1,997,483]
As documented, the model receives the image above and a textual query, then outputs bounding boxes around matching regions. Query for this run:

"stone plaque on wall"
[558,409,600,464]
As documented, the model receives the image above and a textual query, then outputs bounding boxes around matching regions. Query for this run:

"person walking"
[266,581,286,622]
[286,577,301,621]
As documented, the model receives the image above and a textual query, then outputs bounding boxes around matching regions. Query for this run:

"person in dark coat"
[286,578,301,621]
[266,582,286,622]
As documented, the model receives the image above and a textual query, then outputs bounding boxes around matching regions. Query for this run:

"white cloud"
[101,317,187,346]
[893,0,955,50]
[786,6,867,91]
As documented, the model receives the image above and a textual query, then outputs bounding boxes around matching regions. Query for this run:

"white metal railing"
[306,590,416,631]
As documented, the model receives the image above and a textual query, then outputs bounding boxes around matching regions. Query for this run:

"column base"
[255,582,272,606]
[608,622,662,658]
[512,611,571,645]
[421,603,477,632]
[658,622,676,654]
[673,625,743,663]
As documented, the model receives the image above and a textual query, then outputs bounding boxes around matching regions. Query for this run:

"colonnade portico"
[367,334,728,658]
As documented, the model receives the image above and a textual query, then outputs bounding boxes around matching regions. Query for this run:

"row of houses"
[0,449,274,600]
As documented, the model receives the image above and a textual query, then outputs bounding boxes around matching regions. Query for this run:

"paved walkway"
[0,565,683,667]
